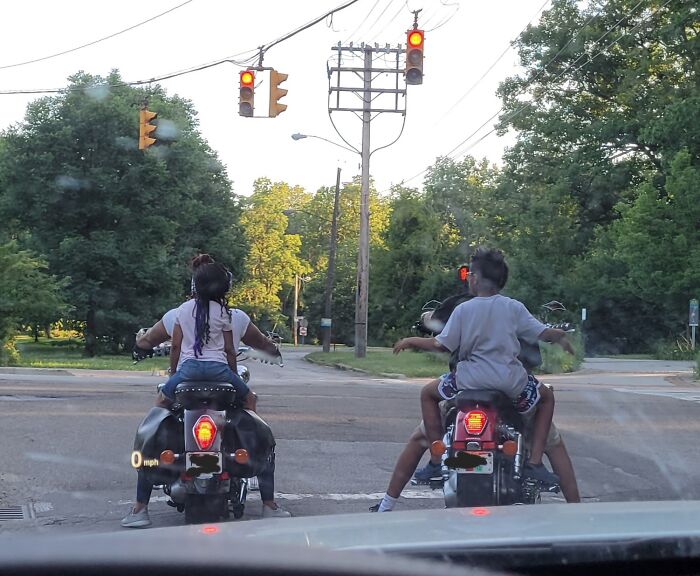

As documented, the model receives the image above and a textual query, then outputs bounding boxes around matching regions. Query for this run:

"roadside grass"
[306,348,449,378]
[10,336,169,371]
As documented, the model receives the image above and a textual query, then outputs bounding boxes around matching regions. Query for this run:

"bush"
[0,338,20,366]
[653,336,697,361]
[696,351,700,379]
[538,331,584,374]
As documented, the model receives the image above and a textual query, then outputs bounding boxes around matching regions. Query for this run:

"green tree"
[0,242,70,363]
[234,178,310,329]
[0,71,245,355]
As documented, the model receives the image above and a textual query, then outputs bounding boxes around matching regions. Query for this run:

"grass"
[306,348,450,378]
[10,336,170,371]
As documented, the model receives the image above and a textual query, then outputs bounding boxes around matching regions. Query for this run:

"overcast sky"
[0,0,548,196]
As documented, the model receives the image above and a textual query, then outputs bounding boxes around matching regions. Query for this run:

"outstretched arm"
[394,336,448,355]
[539,328,575,355]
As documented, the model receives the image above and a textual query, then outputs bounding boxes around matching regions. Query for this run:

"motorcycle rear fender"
[454,407,498,444]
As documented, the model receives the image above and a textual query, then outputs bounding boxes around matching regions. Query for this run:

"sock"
[377,493,398,512]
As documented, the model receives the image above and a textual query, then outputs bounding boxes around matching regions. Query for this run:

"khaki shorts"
[418,400,562,451]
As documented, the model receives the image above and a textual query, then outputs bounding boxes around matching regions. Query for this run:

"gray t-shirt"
[435,294,546,399]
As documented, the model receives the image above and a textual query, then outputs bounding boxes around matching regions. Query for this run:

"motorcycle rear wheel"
[184,494,228,524]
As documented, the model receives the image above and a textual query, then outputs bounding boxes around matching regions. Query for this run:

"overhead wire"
[0,0,195,71]
[0,0,359,95]
[343,0,382,43]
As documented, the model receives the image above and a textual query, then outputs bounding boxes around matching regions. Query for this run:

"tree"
[0,242,70,362]
[233,178,310,329]
[0,71,246,355]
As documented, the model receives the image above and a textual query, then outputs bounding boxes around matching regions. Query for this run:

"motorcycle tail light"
[193,415,217,451]
[464,410,488,436]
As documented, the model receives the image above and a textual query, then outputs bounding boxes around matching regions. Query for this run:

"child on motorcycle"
[158,260,255,406]
[393,247,574,486]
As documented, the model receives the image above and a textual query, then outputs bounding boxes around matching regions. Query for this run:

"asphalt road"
[0,351,698,534]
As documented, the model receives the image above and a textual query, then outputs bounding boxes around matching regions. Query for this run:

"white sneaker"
[121,507,152,528]
[262,503,291,519]
[248,476,260,492]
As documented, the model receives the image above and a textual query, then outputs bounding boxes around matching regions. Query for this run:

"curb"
[304,354,407,379]
[0,367,71,376]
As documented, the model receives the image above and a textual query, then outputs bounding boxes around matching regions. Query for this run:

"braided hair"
[191,262,233,357]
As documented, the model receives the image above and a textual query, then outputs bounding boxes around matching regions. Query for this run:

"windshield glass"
[0,0,698,568]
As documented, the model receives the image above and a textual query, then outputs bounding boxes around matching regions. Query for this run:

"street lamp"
[291,133,351,353]
[291,133,359,155]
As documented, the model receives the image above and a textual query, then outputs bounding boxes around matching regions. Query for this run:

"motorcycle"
[412,269,572,506]
[131,348,278,523]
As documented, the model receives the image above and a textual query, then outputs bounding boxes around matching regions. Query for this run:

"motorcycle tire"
[231,504,245,519]
[184,494,227,524]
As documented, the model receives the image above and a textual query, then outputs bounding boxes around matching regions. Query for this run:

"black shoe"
[369,503,380,513]
[523,462,559,485]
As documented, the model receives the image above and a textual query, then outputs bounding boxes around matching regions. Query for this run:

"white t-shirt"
[173,300,233,368]
[162,305,250,355]
[435,294,546,399]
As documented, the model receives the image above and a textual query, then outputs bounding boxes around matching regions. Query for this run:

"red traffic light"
[458,265,469,283]
[405,29,424,85]
[408,30,424,48]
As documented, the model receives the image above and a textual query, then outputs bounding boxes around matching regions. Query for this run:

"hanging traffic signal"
[269,69,288,118]
[239,70,255,117]
[405,29,424,85]
[139,108,157,150]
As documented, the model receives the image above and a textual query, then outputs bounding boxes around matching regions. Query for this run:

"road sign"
[581,308,587,322]
[299,317,309,328]
[690,299,699,327]
[299,327,307,336]
[321,318,332,327]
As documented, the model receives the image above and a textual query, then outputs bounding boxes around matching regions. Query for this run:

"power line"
[0,0,360,96]
[0,0,195,71]
[342,0,382,43]
[393,0,665,189]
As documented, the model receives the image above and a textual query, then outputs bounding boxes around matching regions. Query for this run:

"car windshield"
[0,0,698,571]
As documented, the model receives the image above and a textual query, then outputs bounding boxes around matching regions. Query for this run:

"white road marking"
[118,489,442,506]
[613,388,700,404]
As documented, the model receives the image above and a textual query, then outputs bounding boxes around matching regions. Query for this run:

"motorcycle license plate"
[457,451,493,474]
[185,452,222,475]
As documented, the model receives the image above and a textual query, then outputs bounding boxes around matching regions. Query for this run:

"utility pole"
[329,43,407,357]
[322,167,342,353]
[293,274,299,347]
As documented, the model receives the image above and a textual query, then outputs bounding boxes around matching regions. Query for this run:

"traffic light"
[239,70,255,117]
[139,108,157,150]
[405,28,424,85]
[269,69,288,118]
[458,265,469,285]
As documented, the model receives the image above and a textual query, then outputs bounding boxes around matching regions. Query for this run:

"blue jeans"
[161,359,250,401]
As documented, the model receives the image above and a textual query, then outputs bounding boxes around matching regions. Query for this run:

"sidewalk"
[0,366,164,378]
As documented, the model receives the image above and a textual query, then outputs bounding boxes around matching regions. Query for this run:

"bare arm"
[137,320,169,350]
[223,330,238,372]
[394,336,448,355]
[169,323,183,374]
[539,328,575,355]
[241,322,280,358]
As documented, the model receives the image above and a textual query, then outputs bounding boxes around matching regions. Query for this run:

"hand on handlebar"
[132,344,154,362]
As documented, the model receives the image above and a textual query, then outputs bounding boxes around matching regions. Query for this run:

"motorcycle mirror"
[542,300,566,312]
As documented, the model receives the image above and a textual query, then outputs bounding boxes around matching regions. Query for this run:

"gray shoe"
[248,476,260,492]
[262,503,291,519]
[121,507,152,528]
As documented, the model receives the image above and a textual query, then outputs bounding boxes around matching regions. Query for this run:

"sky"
[0,0,549,196]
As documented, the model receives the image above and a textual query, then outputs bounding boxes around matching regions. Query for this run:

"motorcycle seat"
[174,381,238,410]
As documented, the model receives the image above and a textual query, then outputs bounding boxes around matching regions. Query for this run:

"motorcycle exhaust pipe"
[513,433,524,480]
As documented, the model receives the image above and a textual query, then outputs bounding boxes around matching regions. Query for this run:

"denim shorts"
[160,359,250,401]
[437,372,541,415]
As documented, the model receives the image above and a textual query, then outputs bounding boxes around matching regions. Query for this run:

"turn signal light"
[430,440,446,457]
[193,415,217,451]
[501,440,517,457]
[160,449,176,465]
[234,449,249,464]
[464,410,488,436]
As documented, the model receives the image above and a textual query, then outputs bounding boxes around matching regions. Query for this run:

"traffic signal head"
[139,109,157,150]
[239,70,255,117]
[458,265,469,284]
[405,29,424,85]
[269,69,288,118]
